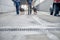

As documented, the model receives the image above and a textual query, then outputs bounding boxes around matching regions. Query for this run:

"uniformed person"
[27,0,33,15]
[12,0,21,15]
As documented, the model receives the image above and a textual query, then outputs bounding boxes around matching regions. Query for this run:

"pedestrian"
[53,0,60,16]
[12,0,21,15]
[27,0,33,15]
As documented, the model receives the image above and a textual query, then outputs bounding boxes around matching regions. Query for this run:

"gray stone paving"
[0,12,40,27]
[0,0,60,40]
[37,11,60,23]
[0,12,60,40]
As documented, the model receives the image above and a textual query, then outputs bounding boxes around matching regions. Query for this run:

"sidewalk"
[0,11,60,27]
[37,11,60,23]
[0,11,60,40]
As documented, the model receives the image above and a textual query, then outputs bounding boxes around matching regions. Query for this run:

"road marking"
[32,15,59,26]
[32,15,59,40]
[0,27,60,40]
[0,27,60,31]
[42,30,59,40]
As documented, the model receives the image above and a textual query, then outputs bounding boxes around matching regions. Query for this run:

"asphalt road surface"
[0,11,60,27]
[0,0,60,40]
[0,10,60,40]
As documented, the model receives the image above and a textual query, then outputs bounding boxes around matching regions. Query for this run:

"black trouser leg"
[30,4,32,14]
[54,10,59,16]
[50,3,54,15]
[16,5,19,15]
[54,5,59,16]
[28,4,32,15]
[50,8,53,15]
[28,5,30,15]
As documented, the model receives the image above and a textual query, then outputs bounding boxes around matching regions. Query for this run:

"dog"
[33,7,37,14]
[20,8,25,12]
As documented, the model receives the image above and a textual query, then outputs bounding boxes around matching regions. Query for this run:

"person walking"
[12,0,21,15]
[52,0,60,16]
[27,0,33,15]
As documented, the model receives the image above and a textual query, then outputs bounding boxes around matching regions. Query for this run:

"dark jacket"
[12,0,20,2]
[27,0,33,4]
[12,0,20,6]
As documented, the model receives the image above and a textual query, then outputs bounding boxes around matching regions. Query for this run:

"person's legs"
[16,3,20,15]
[50,7,53,15]
[16,6,19,15]
[30,4,32,14]
[54,4,59,16]
[28,4,30,15]
[28,4,32,15]
[50,4,53,15]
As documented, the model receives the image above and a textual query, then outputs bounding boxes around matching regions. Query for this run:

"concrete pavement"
[0,11,60,40]
[37,11,60,27]
[0,11,60,27]
[0,0,60,40]
[37,11,60,23]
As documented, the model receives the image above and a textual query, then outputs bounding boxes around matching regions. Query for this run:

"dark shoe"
[50,14,53,15]
[54,13,57,16]
[54,15,57,16]
[17,13,19,15]
[54,14,59,17]
[50,12,53,15]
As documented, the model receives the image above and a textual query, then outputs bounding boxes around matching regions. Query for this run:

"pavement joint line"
[0,28,60,31]
[0,29,59,40]
[0,27,59,40]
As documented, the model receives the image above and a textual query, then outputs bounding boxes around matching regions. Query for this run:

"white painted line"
[46,31,59,40]
[40,29,59,40]
[32,15,59,40]
[32,15,58,26]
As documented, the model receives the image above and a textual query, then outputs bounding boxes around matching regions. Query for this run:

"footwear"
[54,13,57,16]
[50,12,53,15]
[17,14,19,15]
[54,15,57,16]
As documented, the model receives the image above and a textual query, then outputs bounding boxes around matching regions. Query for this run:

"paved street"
[0,11,60,40]
[0,0,60,40]
[0,11,40,27]
[37,11,60,27]
[0,11,60,27]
